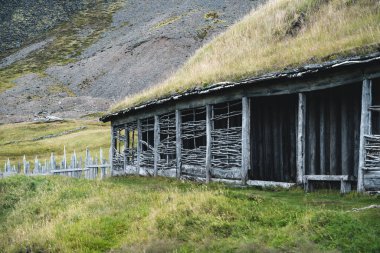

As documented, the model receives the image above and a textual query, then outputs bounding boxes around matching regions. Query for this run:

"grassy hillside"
[112,0,380,112]
[0,120,109,167]
[0,176,379,252]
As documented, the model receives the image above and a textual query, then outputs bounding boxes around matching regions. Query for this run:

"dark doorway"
[250,94,298,182]
[305,83,361,177]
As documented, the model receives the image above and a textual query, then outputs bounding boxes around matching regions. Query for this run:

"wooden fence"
[0,147,111,180]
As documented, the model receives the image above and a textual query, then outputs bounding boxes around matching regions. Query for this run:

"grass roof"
[110,0,380,113]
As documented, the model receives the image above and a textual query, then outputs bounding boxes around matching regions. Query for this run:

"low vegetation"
[0,1,124,93]
[0,176,379,252]
[112,0,380,112]
[0,120,109,167]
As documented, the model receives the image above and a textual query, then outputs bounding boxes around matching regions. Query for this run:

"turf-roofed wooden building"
[101,54,380,193]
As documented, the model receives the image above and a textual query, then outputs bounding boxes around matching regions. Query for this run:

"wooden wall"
[305,83,361,177]
[371,78,380,134]
[250,94,298,182]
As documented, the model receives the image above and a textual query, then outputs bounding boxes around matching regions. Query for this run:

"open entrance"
[250,94,298,182]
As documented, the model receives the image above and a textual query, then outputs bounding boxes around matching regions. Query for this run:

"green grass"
[0,176,379,252]
[0,120,110,167]
[111,0,380,112]
[0,1,124,94]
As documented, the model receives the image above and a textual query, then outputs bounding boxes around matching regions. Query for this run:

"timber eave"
[100,52,380,123]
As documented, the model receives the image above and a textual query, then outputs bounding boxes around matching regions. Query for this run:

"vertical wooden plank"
[329,94,338,175]
[297,93,306,184]
[154,115,160,177]
[206,104,212,183]
[353,92,361,177]
[137,119,142,175]
[176,110,182,179]
[309,97,317,175]
[242,97,251,185]
[110,126,115,173]
[319,102,326,175]
[358,79,372,192]
[341,97,349,175]
[124,125,128,172]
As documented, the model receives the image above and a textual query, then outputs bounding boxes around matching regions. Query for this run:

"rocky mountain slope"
[0,0,262,123]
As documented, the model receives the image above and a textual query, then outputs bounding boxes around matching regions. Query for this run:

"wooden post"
[137,119,142,175]
[154,115,160,177]
[63,146,67,170]
[206,104,212,183]
[242,97,251,185]
[358,79,372,192]
[23,155,27,175]
[124,125,128,172]
[176,110,182,179]
[297,93,306,184]
[110,126,115,173]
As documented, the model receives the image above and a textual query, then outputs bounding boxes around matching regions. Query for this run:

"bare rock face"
[0,0,263,123]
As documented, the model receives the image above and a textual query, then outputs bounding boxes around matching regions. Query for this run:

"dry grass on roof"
[111,0,380,113]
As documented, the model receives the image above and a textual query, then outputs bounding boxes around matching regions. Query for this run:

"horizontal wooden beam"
[304,175,355,181]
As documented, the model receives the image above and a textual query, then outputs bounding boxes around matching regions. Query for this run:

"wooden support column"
[124,125,128,172]
[358,79,372,192]
[206,104,212,183]
[154,115,160,177]
[110,125,115,173]
[176,110,182,179]
[242,97,251,185]
[136,119,142,175]
[297,93,306,184]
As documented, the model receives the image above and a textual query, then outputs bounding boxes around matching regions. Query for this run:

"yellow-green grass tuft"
[111,0,380,112]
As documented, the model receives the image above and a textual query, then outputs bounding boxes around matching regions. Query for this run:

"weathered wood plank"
[329,94,338,175]
[304,174,354,181]
[137,119,142,175]
[206,104,212,183]
[154,115,160,177]
[297,93,306,184]
[358,79,372,192]
[175,109,182,179]
[341,97,349,175]
[320,102,326,175]
[242,97,251,185]
[247,180,295,189]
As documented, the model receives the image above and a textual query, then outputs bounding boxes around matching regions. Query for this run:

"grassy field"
[112,0,380,112]
[0,175,379,252]
[0,120,110,168]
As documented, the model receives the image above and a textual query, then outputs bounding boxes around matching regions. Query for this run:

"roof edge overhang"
[100,52,380,123]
